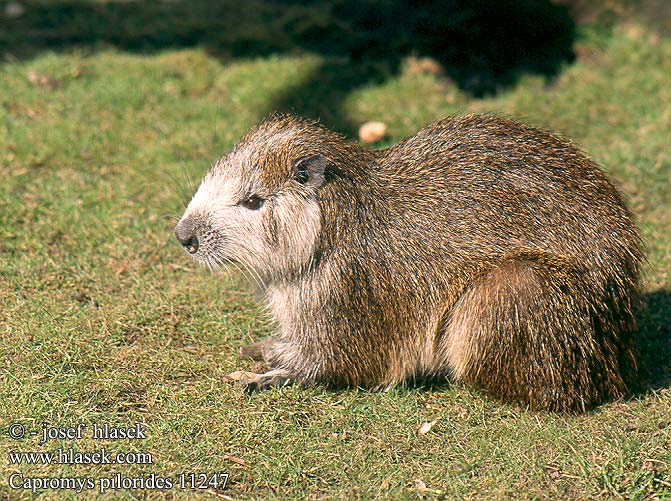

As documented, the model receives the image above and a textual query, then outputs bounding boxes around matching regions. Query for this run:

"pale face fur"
[176,126,323,285]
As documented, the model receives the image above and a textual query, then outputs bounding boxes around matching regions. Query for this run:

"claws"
[227,369,294,393]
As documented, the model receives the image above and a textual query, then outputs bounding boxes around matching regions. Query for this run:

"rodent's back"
[374,115,641,279]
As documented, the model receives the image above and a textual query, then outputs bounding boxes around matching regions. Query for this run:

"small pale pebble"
[359,121,387,143]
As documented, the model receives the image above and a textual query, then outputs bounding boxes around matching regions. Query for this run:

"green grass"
[1,2,670,499]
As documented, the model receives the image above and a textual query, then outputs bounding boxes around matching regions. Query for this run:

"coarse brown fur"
[175,114,643,413]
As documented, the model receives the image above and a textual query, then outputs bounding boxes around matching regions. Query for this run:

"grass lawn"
[1,1,670,499]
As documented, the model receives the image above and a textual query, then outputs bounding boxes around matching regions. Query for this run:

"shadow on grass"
[1,0,576,134]
[635,289,671,394]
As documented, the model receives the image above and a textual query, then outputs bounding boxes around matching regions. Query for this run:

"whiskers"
[200,247,268,292]
[161,162,200,229]
[172,161,199,209]
[162,211,183,225]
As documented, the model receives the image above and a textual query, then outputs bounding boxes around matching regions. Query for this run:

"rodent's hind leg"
[441,254,634,412]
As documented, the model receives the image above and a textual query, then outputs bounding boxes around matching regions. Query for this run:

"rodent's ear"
[293,154,326,188]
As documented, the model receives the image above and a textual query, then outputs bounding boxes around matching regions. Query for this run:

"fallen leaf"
[417,417,440,435]
[223,454,247,466]
[27,70,61,89]
[414,478,428,492]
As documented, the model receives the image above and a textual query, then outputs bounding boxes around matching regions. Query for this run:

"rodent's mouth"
[190,249,237,272]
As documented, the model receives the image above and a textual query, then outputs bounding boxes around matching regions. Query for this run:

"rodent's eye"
[240,195,265,210]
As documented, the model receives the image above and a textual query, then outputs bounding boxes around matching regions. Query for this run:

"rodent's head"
[175,115,339,281]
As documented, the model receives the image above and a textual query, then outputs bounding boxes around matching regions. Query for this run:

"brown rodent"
[175,114,643,413]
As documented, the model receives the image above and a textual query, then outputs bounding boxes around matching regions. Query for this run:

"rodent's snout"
[174,218,199,255]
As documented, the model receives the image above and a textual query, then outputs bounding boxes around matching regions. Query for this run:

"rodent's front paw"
[228,369,294,394]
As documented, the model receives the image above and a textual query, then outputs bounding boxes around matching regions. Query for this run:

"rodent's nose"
[174,220,199,254]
